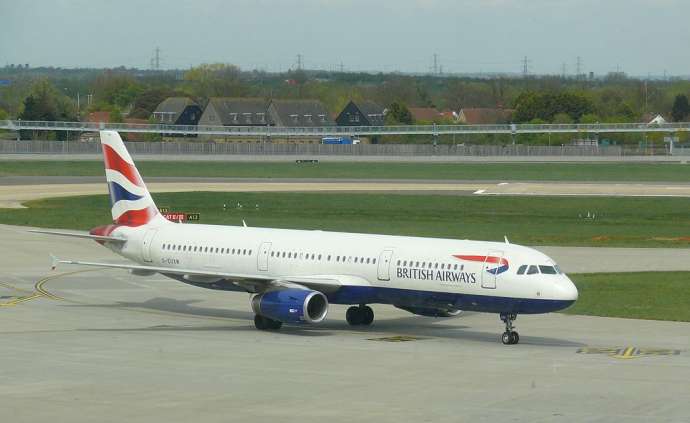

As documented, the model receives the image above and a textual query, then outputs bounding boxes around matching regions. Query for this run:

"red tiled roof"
[459,108,515,125]
[86,111,111,123]
[408,107,440,122]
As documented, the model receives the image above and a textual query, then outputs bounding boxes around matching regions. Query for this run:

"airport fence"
[0,139,630,157]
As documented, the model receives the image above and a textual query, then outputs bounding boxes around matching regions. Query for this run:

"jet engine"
[395,305,462,318]
[251,288,328,324]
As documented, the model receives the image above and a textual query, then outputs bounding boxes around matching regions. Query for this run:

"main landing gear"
[500,313,519,345]
[346,305,374,326]
[254,314,282,330]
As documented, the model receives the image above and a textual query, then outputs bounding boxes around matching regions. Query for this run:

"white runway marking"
[473,189,486,194]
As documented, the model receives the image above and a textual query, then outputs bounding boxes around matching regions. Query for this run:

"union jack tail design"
[100,131,163,226]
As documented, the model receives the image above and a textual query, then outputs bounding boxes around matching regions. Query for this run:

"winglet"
[504,236,510,244]
[242,220,248,227]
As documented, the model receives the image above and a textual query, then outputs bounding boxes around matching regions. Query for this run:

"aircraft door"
[257,242,272,272]
[141,229,157,263]
[377,249,394,281]
[480,250,504,289]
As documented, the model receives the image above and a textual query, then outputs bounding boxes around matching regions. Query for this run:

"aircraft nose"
[559,276,579,301]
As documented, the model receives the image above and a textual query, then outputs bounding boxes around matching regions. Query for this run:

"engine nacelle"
[251,288,328,324]
[395,305,462,318]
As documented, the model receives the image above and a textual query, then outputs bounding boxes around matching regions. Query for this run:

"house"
[408,107,441,123]
[198,98,271,127]
[152,97,202,126]
[267,99,335,127]
[641,113,667,125]
[335,100,386,126]
[86,111,111,124]
[457,108,515,125]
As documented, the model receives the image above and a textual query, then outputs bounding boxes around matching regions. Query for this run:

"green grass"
[2,161,690,182]
[5,192,690,248]
[565,272,690,322]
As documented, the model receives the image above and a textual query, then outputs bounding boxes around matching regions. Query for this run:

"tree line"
[2,64,690,143]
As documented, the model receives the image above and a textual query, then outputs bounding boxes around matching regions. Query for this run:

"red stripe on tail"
[103,144,143,187]
[115,206,158,226]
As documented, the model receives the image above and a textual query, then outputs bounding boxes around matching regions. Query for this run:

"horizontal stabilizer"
[28,229,127,243]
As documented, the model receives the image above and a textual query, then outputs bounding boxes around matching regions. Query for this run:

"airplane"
[31,131,578,345]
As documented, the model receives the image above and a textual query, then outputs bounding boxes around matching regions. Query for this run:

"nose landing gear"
[500,313,519,345]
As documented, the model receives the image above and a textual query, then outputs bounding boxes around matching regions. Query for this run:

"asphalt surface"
[4,177,690,209]
[1,224,689,422]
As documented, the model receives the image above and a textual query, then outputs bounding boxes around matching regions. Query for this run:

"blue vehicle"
[321,136,360,145]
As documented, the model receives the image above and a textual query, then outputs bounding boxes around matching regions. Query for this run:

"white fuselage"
[107,222,578,314]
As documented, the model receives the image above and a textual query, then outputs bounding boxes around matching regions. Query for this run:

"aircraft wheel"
[511,331,520,344]
[361,306,374,326]
[346,306,363,326]
[501,331,512,345]
[254,314,269,330]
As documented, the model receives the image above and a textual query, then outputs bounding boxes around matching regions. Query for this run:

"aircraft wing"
[51,256,356,294]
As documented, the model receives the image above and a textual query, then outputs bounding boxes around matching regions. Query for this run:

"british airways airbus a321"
[31,131,578,344]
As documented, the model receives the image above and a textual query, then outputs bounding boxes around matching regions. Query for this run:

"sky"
[1,0,688,76]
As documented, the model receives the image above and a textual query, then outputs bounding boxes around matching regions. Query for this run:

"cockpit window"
[517,265,527,275]
[527,265,539,275]
[539,265,558,275]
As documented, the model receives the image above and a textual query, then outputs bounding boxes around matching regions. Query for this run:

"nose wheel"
[500,313,519,345]
[346,305,374,326]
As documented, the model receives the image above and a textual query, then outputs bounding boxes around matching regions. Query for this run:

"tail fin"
[100,131,163,226]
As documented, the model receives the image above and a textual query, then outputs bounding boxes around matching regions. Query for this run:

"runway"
[3,176,690,209]
[1,224,688,422]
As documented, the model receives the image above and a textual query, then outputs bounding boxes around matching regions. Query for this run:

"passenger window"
[517,265,527,275]
[373,259,376,264]
[355,257,358,263]
[367,258,370,264]
[527,265,539,275]
[318,254,322,260]
[434,263,438,269]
